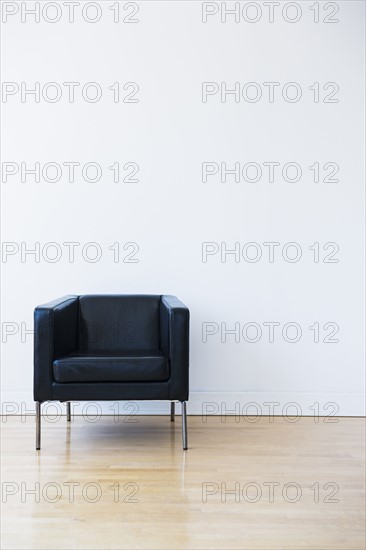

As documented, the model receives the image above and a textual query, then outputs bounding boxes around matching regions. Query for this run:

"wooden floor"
[1,415,365,550]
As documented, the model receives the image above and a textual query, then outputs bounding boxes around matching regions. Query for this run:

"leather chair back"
[78,295,161,352]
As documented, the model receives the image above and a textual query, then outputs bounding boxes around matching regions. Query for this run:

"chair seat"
[53,351,169,383]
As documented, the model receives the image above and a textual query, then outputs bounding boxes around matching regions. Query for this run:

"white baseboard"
[1,391,365,416]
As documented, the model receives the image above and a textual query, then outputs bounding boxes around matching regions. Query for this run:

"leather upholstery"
[160,296,189,401]
[79,295,160,352]
[34,295,189,402]
[53,381,172,402]
[53,351,169,383]
[34,296,79,401]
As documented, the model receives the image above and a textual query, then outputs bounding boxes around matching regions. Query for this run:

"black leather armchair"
[34,295,189,450]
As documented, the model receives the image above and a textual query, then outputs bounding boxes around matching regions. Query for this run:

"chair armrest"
[34,295,79,401]
[160,295,190,401]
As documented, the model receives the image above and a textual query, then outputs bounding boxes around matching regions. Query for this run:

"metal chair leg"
[36,401,41,450]
[170,401,175,422]
[66,402,71,422]
[181,401,188,450]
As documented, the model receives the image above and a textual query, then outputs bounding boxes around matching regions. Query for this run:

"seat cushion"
[53,351,169,383]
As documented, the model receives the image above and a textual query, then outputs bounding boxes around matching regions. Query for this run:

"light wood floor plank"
[1,415,365,549]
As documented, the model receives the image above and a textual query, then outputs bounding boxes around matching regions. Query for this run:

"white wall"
[1,1,365,416]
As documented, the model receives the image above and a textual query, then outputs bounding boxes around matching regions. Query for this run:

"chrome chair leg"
[170,402,175,422]
[181,401,188,450]
[66,402,71,422]
[36,401,41,450]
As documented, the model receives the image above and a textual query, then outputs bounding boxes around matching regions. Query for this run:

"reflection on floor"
[1,415,365,549]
